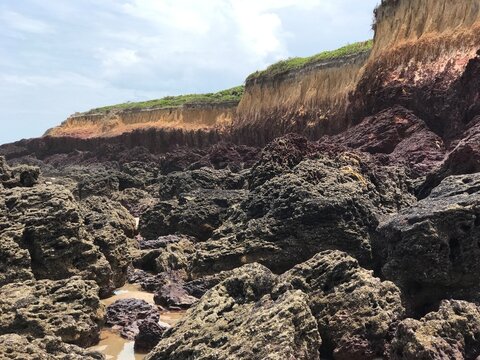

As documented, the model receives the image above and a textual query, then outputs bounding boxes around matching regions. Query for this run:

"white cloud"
[0,10,53,34]
[0,0,378,144]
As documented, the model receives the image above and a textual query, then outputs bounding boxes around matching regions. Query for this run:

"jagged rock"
[154,282,198,309]
[419,117,480,197]
[159,143,259,174]
[191,151,414,276]
[0,334,105,360]
[133,235,196,275]
[105,298,160,340]
[111,187,156,217]
[134,319,169,353]
[377,173,480,314]
[390,300,480,360]
[0,156,40,188]
[145,263,321,360]
[274,250,404,360]
[183,269,236,298]
[139,189,247,241]
[322,106,445,177]
[80,196,136,288]
[0,184,114,295]
[157,167,245,200]
[248,133,321,189]
[127,268,168,292]
[0,227,34,286]
[0,277,104,347]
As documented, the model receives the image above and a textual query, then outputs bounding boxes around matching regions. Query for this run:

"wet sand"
[89,283,185,360]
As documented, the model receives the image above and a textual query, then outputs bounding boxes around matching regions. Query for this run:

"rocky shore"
[2,1,480,359]
[2,104,480,359]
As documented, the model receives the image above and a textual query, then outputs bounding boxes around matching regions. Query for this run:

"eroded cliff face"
[46,102,237,139]
[351,0,480,138]
[233,51,371,145]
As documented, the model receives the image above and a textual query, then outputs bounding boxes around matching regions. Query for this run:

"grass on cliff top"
[247,40,373,82]
[85,86,244,114]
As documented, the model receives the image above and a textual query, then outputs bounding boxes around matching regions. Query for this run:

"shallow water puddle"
[91,330,147,360]
[89,283,185,360]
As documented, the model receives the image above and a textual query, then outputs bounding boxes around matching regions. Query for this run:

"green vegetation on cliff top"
[82,40,371,115]
[84,86,244,114]
[247,40,373,82]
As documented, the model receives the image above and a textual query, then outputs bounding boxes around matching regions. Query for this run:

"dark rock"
[134,319,169,353]
[112,187,156,217]
[248,133,321,189]
[377,173,480,315]
[132,235,196,275]
[274,250,404,360]
[390,300,480,360]
[145,263,321,360]
[127,268,167,292]
[0,334,105,360]
[0,184,114,295]
[139,189,247,241]
[80,196,136,288]
[322,106,445,177]
[183,270,235,298]
[0,277,104,347]
[191,151,414,276]
[0,228,34,286]
[419,117,480,197]
[0,156,40,188]
[157,167,246,200]
[159,143,259,175]
[154,283,198,310]
[105,298,160,340]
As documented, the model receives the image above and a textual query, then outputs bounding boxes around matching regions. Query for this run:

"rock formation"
[2,0,480,359]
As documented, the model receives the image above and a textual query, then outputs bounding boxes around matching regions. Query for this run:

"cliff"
[46,87,243,139]
[351,0,480,138]
[232,41,372,145]
[7,0,480,154]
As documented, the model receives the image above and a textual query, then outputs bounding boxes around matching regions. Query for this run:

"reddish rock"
[154,283,198,310]
[321,106,445,177]
[105,299,160,340]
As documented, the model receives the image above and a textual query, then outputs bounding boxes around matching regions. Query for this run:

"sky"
[0,0,379,145]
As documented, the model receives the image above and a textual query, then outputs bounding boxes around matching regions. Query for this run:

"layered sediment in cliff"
[232,45,371,145]
[46,102,237,139]
[351,0,480,138]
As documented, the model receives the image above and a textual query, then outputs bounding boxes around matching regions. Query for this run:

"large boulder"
[321,106,445,177]
[145,263,321,360]
[0,334,105,360]
[191,151,414,276]
[390,300,480,360]
[0,184,114,295]
[377,173,480,313]
[105,298,160,340]
[0,277,104,347]
[80,196,136,288]
[275,250,405,360]
[139,189,247,241]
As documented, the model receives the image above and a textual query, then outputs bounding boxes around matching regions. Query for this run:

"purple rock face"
[105,298,160,339]
[154,283,198,310]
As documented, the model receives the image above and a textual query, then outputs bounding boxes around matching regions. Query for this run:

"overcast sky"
[0,0,379,144]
